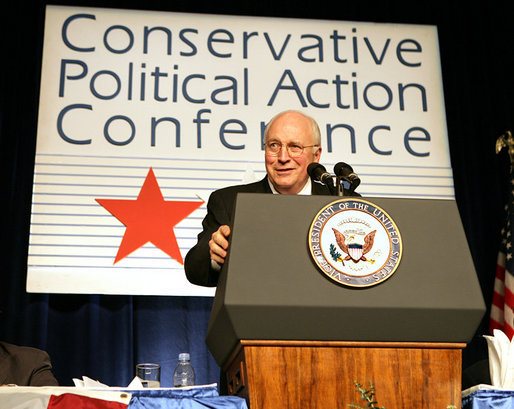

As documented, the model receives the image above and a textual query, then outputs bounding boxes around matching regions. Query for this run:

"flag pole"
[490,130,514,340]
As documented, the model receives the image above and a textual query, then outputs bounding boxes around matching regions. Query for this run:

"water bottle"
[173,353,196,387]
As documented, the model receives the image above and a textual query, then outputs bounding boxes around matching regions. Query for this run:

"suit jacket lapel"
[311,180,332,195]
[258,177,274,193]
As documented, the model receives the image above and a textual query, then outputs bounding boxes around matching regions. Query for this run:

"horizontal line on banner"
[30,233,122,238]
[32,202,107,207]
[32,183,454,194]
[325,162,452,171]
[27,264,183,270]
[32,213,114,217]
[35,162,254,174]
[35,172,245,182]
[33,182,453,191]
[32,202,202,209]
[29,244,193,249]
[28,254,182,259]
[357,191,454,199]
[30,222,201,230]
[30,244,120,248]
[29,233,201,239]
[35,153,453,171]
[358,182,451,188]
[32,189,213,197]
[361,173,452,179]
[35,161,452,175]
[31,197,206,204]
[36,152,264,165]
[31,212,204,220]
[33,181,231,189]
[31,190,453,199]
[33,171,452,181]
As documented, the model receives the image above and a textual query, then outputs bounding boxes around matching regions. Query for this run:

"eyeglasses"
[265,141,320,158]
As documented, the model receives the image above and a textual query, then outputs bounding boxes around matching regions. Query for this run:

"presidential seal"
[308,198,402,287]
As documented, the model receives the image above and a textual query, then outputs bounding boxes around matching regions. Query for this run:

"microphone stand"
[326,178,337,196]
[336,175,344,196]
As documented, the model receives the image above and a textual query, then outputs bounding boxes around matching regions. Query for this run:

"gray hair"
[263,110,321,147]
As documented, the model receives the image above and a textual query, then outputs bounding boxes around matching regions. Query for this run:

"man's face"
[265,111,322,194]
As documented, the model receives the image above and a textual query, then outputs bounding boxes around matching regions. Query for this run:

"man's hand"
[209,225,231,265]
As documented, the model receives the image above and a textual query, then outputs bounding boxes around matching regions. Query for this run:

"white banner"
[27,5,452,295]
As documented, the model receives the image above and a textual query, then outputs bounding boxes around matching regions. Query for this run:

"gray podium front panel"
[206,194,485,366]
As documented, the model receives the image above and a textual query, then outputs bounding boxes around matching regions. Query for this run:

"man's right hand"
[209,225,231,265]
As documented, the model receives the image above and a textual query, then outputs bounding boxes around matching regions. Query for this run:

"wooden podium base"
[224,340,465,409]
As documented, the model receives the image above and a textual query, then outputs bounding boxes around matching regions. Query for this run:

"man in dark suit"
[184,110,358,287]
[0,341,59,386]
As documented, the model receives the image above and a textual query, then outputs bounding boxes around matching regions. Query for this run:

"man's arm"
[28,349,59,386]
[184,190,232,287]
[0,343,59,386]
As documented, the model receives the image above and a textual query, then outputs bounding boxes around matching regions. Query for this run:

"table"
[0,384,248,409]
[462,385,514,409]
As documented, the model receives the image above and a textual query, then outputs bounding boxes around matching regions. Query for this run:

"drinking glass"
[136,363,161,388]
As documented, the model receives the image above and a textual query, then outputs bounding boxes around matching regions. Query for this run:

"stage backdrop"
[27,5,452,296]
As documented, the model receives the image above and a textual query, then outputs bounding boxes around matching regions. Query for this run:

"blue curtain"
[0,290,219,387]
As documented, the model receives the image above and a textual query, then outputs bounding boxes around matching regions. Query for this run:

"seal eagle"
[332,228,376,263]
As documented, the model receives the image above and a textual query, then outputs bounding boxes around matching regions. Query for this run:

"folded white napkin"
[72,376,109,388]
[72,376,145,389]
[483,329,514,389]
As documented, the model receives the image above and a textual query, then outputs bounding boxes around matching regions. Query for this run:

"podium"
[206,194,485,409]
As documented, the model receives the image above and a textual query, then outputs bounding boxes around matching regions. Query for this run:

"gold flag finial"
[496,130,514,165]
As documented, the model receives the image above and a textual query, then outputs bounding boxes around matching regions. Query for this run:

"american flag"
[489,172,514,340]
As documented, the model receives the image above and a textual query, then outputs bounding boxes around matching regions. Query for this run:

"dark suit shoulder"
[0,341,48,362]
[0,341,58,386]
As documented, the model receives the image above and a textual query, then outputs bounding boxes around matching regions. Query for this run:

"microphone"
[334,162,361,191]
[307,163,335,194]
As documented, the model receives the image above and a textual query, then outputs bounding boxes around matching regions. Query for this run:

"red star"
[96,168,203,265]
